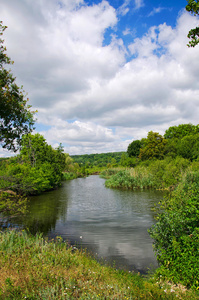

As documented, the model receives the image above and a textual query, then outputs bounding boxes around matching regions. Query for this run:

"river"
[1,175,164,274]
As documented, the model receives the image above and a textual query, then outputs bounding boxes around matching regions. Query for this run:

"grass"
[105,168,154,190]
[103,158,199,191]
[0,230,198,299]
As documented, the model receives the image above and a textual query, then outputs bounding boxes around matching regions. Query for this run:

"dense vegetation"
[0,133,67,215]
[0,134,65,195]
[149,171,199,289]
[71,152,125,169]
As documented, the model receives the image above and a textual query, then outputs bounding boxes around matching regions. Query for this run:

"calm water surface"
[2,175,164,273]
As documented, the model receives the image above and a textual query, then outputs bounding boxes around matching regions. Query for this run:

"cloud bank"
[1,0,199,155]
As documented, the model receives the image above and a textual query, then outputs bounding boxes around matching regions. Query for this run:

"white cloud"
[123,27,136,37]
[0,1,199,156]
[148,7,166,17]
[118,0,144,16]
[134,0,144,10]
[117,0,130,16]
[0,148,14,158]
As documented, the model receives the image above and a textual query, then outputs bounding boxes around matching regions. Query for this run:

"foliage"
[100,167,124,179]
[164,123,199,139]
[0,191,28,216]
[105,168,154,190]
[0,134,66,195]
[139,131,167,161]
[71,152,125,168]
[186,0,199,47]
[127,139,141,157]
[120,153,139,167]
[126,123,199,163]
[0,21,35,151]
[104,156,198,190]
[177,133,199,160]
[149,171,199,289]
[1,230,198,299]
[63,153,89,178]
[147,157,190,189]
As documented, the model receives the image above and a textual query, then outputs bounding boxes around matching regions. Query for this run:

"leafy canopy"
[0,21,35,151]
[127,140,141,158]
[139,131,167,161]
[0,134,66,196]
[186,0,199,47]
[164,123,199,139]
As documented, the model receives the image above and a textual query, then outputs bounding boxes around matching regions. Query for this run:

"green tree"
[20,133,49,167]
[139,131,167,161]
[164,123,199,140]
[0,21,35,151]
[120,153,128,167]
[178,133,199,160]
[186,0,199,47]
[1,134,66,195]
[127,140,141,157]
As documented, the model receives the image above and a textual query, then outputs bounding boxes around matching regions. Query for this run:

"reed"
[105,168,154,190]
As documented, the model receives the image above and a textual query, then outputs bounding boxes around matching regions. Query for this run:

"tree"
[164,123,199,139]
[178,133,199,160]
[127,140,141,157]
[0,21,35,151]
[139,131,167,161]
[20,133,66,185]
[186,0,199,47]
[0,134,66,195]
[20,133,48,167]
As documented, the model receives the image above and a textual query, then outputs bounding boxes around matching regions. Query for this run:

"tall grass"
[105,168,154,190]
[1,230,198,299]
[104,157,199,191]
[100,167,124,179]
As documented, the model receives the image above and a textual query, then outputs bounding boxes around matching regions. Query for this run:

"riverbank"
[0,230,198,299]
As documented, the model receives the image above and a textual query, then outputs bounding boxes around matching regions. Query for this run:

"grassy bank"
[104,157,199,190]
[0,230,198,299]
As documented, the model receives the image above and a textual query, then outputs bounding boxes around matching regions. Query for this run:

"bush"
[148,157,190,189]
[149,171,199,289]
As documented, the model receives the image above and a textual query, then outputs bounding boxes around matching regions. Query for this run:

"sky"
[0,0,199,156]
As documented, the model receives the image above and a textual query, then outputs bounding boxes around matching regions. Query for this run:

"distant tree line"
[127,123,199,163]
[71,152,125,168]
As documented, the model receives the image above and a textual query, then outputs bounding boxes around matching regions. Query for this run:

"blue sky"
[0,0,199,156]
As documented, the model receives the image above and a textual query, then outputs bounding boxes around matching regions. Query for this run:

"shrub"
[149,171,199,289]
[148,157,190,189]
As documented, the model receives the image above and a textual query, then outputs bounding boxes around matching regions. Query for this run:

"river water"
[1,175,164,274]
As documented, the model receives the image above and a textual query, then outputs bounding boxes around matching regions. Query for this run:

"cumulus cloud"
[0,1,199,155]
